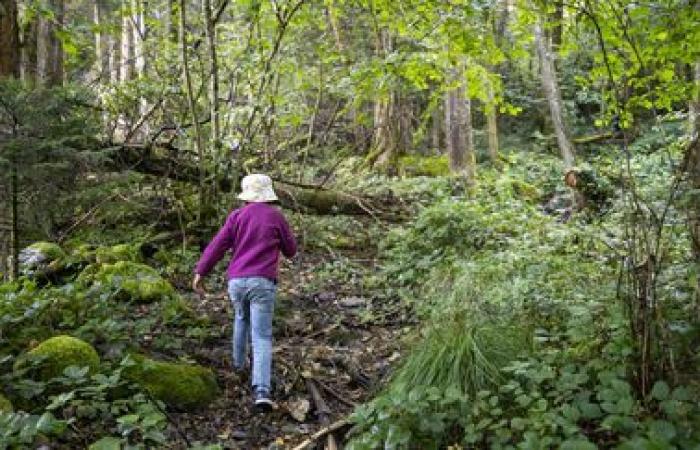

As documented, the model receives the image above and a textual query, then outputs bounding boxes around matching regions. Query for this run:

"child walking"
[192,174,297,411]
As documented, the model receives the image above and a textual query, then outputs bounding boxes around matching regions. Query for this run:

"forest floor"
[161,218,407,449]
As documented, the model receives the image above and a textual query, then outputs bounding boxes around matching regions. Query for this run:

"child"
[192,174,297,411]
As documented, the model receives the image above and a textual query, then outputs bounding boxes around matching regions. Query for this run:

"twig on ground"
[291,418,350,450]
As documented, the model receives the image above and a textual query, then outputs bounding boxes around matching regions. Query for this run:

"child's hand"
[192,274,207,297]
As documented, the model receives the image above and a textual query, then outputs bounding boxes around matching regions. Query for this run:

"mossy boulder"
[124,356,218,410]
[18,241,66,275]
[15,335,100,381]
[398,155,450,177]
[0,393,13,412]
[95,244,140,264]
[81,261,175,303]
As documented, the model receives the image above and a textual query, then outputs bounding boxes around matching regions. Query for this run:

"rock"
[339,296,366,308]
[124,355,219,410]
[81,261,175,303]
[0,393,13,412]
[287,397,310,422]
[15,335,100,381]
[19,242,65,275]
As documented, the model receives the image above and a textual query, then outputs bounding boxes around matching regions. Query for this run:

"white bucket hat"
[238,174,279,203]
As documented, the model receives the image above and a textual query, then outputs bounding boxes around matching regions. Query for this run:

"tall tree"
[370,28,397,168]
[0,0,19,77]
[203,0,221,188]
[36,0,64,85]
[0,0,20,280]
[444,60,476,182]
[534,20,575,167]
[180,0,205,222]
[93,0,108,80]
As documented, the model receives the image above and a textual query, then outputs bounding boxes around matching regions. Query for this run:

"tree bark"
[20,13,37,82]
[444,60,475,182]
[691,61,700,140]
[534,21,575,167]
[0,0,20,78]
[179,0,206,223]
[203,0,221,191]
[369,28,396,168]
[109,34,120,83]
[120,0,133,82]
[93,0,108,80]
[36,0,64,86]
[486,76,500,165]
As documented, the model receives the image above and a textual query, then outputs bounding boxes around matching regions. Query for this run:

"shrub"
[123,355,219,410]
[15,335,100,381]
[81,261,175,303]
[0,394,12,412]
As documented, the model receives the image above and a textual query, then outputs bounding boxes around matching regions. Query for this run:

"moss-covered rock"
[15,335,100,381]
[124,356,218,410]
[95,244,140,264]
[398,155,450,177]
[18,241,66,275]
[80,261,175,303]
[0,393,13,412]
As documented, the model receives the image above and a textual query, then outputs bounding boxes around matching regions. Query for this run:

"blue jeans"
[228,277,276,392]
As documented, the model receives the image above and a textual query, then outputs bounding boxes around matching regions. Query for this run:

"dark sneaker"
[254,388,273,412]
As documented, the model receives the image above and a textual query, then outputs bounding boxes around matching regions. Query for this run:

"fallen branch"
[291,418,350,450]
[305,378,337,450]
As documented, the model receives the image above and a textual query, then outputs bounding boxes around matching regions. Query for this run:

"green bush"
[15,335,100,381]
[398,155,450,177]
[123,355,219,410]
[80,261,175,303]
[0,394,12,413]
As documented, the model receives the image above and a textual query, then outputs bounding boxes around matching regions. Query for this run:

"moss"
[15,335,100,381]
[0,393,13,412]
[398,155,450,177]
[95,244,140,264]
[70,244,97,263]
[85,261,175,303]
[28,242,65,261]
[124,356,219,410]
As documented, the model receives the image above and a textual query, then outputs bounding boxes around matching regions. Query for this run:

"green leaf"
[650,381,670,401]
[560,438,597,450]
[88,437,122,450]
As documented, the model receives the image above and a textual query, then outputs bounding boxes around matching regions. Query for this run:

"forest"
[0,0,699,448]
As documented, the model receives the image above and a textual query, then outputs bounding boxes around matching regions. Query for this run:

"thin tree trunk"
[203,0,220,193]
[168,0,178,43]
[534,21,575,167]
[180,0,206,222]
[551,0,564,51]
[120,0,133,82]
[431,105,441,154]
[9,163,18,280]
[109,34,120,83]
[444,60,475,182]
[486,76,499,165]
[0,0,20,78]
[691,61,700,139]
[94,0,109,80]
[370,28,396,168]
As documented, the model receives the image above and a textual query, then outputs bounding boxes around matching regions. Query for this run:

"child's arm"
[194,212,237,277]
[278,215,297,258]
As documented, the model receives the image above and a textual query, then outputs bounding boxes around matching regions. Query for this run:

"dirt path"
[167,243,407,448]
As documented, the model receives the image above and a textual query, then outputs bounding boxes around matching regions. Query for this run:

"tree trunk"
[203,0,221,193]
[93,0,108,80]
[131,0,145,78]
[0,0,20,78]
[36,0,63,86]
[120,0,133,82]
[369,29,396,168]
[9,163,18,280]
[179,0,206,223]
[20,15,37,82]
[486,76,500,165]
[431,105,441,154]
[109,34,120,83]
[551,0,564,51]
[691,61,700,139]
[534,21,575,167]
[444,60,475,182]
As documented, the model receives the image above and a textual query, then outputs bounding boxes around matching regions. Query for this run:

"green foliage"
[398,155,450,177]
[80,261,176,304]
[0,411,67,449]
[26,242,65,261]
[14,335,100,381]
[95,244,142,264]
[391,318,530,397]
[123,355,219,410]
[0,395,12,413]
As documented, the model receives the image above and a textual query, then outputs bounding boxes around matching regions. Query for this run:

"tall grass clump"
[391,315,532,397]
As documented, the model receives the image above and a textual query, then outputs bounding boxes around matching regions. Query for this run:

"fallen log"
[305,378,338,450]
[104,144,395,217]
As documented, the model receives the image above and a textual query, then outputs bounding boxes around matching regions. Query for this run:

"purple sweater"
[195,203,297,281]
